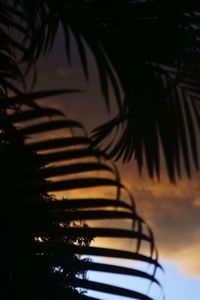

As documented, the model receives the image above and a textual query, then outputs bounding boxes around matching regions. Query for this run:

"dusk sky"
[34,28,200,299]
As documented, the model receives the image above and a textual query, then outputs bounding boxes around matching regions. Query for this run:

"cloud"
[121,166,200,277]
[192,197,200,208]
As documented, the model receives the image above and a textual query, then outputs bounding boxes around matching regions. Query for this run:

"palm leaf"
[3,1,200,180]
[0,93,164,299]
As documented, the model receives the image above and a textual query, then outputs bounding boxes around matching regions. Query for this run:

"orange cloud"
[119,162,200,277]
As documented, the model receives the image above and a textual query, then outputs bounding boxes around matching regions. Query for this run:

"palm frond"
[0,1,23,94]
[3,1,200,180]
[85,0,200,181]
[0,91,164,299]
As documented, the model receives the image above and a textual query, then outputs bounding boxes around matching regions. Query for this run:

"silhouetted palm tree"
[0,93,162,299]
[2,1,200,298]
[0,1,163,300]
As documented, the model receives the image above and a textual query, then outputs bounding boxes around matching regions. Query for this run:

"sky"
[33,28,200,300]
[86,261,200,300]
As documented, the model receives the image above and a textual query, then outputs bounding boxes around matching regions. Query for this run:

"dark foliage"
[1,0,200,180]
[0,98,93,299]
[89,0,200,181]
[0,91,163,299]
[0,1,165,299]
